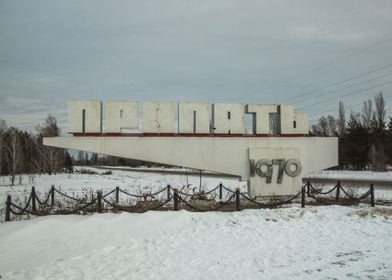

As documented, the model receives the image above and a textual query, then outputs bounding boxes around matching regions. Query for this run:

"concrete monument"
[44,100,338,198]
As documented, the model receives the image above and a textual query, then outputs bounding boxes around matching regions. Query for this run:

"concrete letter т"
[213,103,245,134]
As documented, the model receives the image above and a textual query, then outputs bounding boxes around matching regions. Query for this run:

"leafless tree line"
[0,115,70,185]
[311,92,392,171]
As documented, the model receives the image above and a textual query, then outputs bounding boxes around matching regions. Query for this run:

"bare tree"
[349,110,361,126]
[361,99,373,129]
[368,92,387,170]
[36,114,61,136]
[30,151,43,174]
[369,142,385,171]
[313,115,337,136]
[338,100,345,136]
[39,146,63,175]
[36,115,64,175]
[4,128,22,186]
[327,115,337,136]
[0,120,7,177]
[311,116,328,136]
[374,92,386,129]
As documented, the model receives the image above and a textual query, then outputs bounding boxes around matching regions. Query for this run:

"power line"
[309,98,392,118]
[292,71,392,105]
[309,95,392,117]
[309,95,392,118]
[306,87,392,113]
[310,110,392,122]
[281,63,392,103]
[240,37,392,101]
[309,105,392,122]
[298,80,392,110]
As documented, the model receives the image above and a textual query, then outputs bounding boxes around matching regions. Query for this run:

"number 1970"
[250,158,302,184]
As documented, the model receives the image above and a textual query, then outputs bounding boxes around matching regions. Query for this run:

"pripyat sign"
[43,100,338,198]
[67,100,309,135]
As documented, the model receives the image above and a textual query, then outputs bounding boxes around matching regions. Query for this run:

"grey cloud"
[0,0,392,131]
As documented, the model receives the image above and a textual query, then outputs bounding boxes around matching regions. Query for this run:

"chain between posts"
[307,182,339,195]
[240,191,301,208]
[54,188,81,201]
[178,193,236,212]
[119,186,168,198]
[307,181,375,206]
[35,191,51,206]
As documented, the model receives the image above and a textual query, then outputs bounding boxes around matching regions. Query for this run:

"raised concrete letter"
[278,105,309,135]
[143,102,176,133]
[68,100,102,134]
[105,101,138,133]
[213,103,245,134]
[279,105,294,134]
[293,112,308,134]
[178,102,211,134]
[246,104,278,134]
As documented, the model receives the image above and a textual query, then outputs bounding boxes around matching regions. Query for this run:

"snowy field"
[0,168,392,279]
[0,206,391,279]
[308,170,392,182]
[307,170,392,202]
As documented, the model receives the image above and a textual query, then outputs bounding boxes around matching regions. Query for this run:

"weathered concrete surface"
[44,136,338,196]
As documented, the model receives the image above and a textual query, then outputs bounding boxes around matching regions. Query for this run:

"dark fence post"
[173,189,179,211]
[97,191,102,213]
[301,186,306,208]
[31,186,36,211]
[115,187,119,204]
[306,181,310,197]
[5,195,11,222]
[167,185,171,201]
[219,183,223,200]
[370,184,375,207]
[336,181,341,202]
[235,189,240,211]
[51,185,55,207]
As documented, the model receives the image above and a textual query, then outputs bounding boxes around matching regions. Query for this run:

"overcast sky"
[0,0,392,133]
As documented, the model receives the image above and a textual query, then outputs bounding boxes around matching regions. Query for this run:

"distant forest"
[310,92,392,171]
[0,115,158,186]
[0,92,391,185]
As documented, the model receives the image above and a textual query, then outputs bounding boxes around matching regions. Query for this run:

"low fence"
[4,182,376,222]
[305,181,375,206]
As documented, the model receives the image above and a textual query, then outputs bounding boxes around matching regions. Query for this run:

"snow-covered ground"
[0,166,246,198]
[0,168,392,279]
[0,206,391,279]
[308,170,392,182]
[307,170,392,202]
